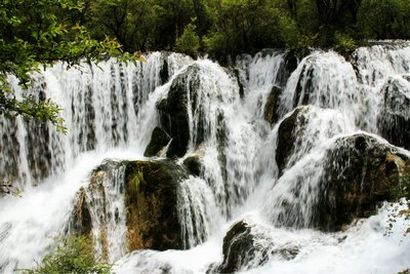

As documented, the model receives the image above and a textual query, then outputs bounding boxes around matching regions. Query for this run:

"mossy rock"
[144,127,170,157]
[377,76,410,150]
[124,160,188,251]
[314,133,410,231]
[71,187,92,236]
[71,159,189,253]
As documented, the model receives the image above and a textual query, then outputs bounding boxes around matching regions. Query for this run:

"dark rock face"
[157,65,203,158]
[293,59,315,108]
[263,85,282,125]
[213,220,298,273]
[275,106,309,174]
[276,50,301,87]
[72,159,188,252]
[314,133,410,231]
[144,127,170,157]
[377,76,410,150]
[183,155,202,177]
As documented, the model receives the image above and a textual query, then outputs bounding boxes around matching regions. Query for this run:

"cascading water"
[1,43,410,274]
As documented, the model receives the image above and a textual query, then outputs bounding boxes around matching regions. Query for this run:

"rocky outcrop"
[144,127,170,157]
[275,106,309,173]
[378,76,410,150]
[263,85,282,125]
[124,160,187,251]
[212,220,298,273]
[71,159,189,253]
[314,133,410,231]
[183,155,202,177]
[275,50,301,87]
[156,64,203,158]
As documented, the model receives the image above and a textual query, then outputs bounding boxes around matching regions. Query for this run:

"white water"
[1,44,410,273]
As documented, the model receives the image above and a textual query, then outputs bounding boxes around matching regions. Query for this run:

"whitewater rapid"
[1,44,410,273]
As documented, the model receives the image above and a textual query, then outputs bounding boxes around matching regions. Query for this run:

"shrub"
[23,236,111,274]
[176,23,200,58]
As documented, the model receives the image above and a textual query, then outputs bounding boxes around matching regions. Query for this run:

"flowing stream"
[1,44,410,273]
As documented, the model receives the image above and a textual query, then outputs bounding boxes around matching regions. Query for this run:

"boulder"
[314,133,410,231]
[263,85,282,125]
[275,50,301,87]
[71,159,189,253]
[377,76,410,150]
[183,155,202,177]
[213,220,298,273]
[157,64,203,158]
[124,160,188,251]
[71,187,92,236]
[144,127,170,157]
[275,106,309,174]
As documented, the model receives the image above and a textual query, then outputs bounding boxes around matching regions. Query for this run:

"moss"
[124,160,188,251]
[130,170,144,191]
[313,134,410,231]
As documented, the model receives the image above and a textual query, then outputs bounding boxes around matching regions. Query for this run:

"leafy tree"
[358,0,410,39]
[23,236,111,274]
[176,22,200,57]
[0,0,123,131]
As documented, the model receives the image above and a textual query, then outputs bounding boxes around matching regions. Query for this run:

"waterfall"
[1,44,410,274]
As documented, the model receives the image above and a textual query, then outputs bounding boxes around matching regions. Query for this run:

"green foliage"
[0,0,124,131]
[176,23,200,57]
[358,0,410,39]
[334,32,358,53]
[23,236,111,274]
[393,174,410,201]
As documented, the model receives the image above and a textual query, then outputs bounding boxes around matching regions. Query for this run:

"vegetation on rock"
[23,236,111,274]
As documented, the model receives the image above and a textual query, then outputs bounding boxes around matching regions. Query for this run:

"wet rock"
[213,220,299,273]
[159,52,170,84]
[124,160,188,251]
[72,187,92,236]
[263,85,282,125]
[276,106,309,174]
[144,127,171,157]
[72,159,189,252]
[377,76,410,150]
[232,68,245,98]
[157,64,203,158]
[276,50,301,87]
[314,133,410,231]
[183,155,202,176]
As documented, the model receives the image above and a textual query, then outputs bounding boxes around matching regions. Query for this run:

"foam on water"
[1,45,410,274]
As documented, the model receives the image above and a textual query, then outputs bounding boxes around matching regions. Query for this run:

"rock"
[232,68,245,98]
[377,76,410,150]
[213,220,299,273]
[71,187,92,236]
[124,160,188,251]
[276,50,301,87]
[263,85,282,125]
[72,159,189,253]
[159,53,170,84]
[144,127,171,157]
[183,155,202,176]
[276,106,309,174]
[157,64,203,158]
[314,133,410,231]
